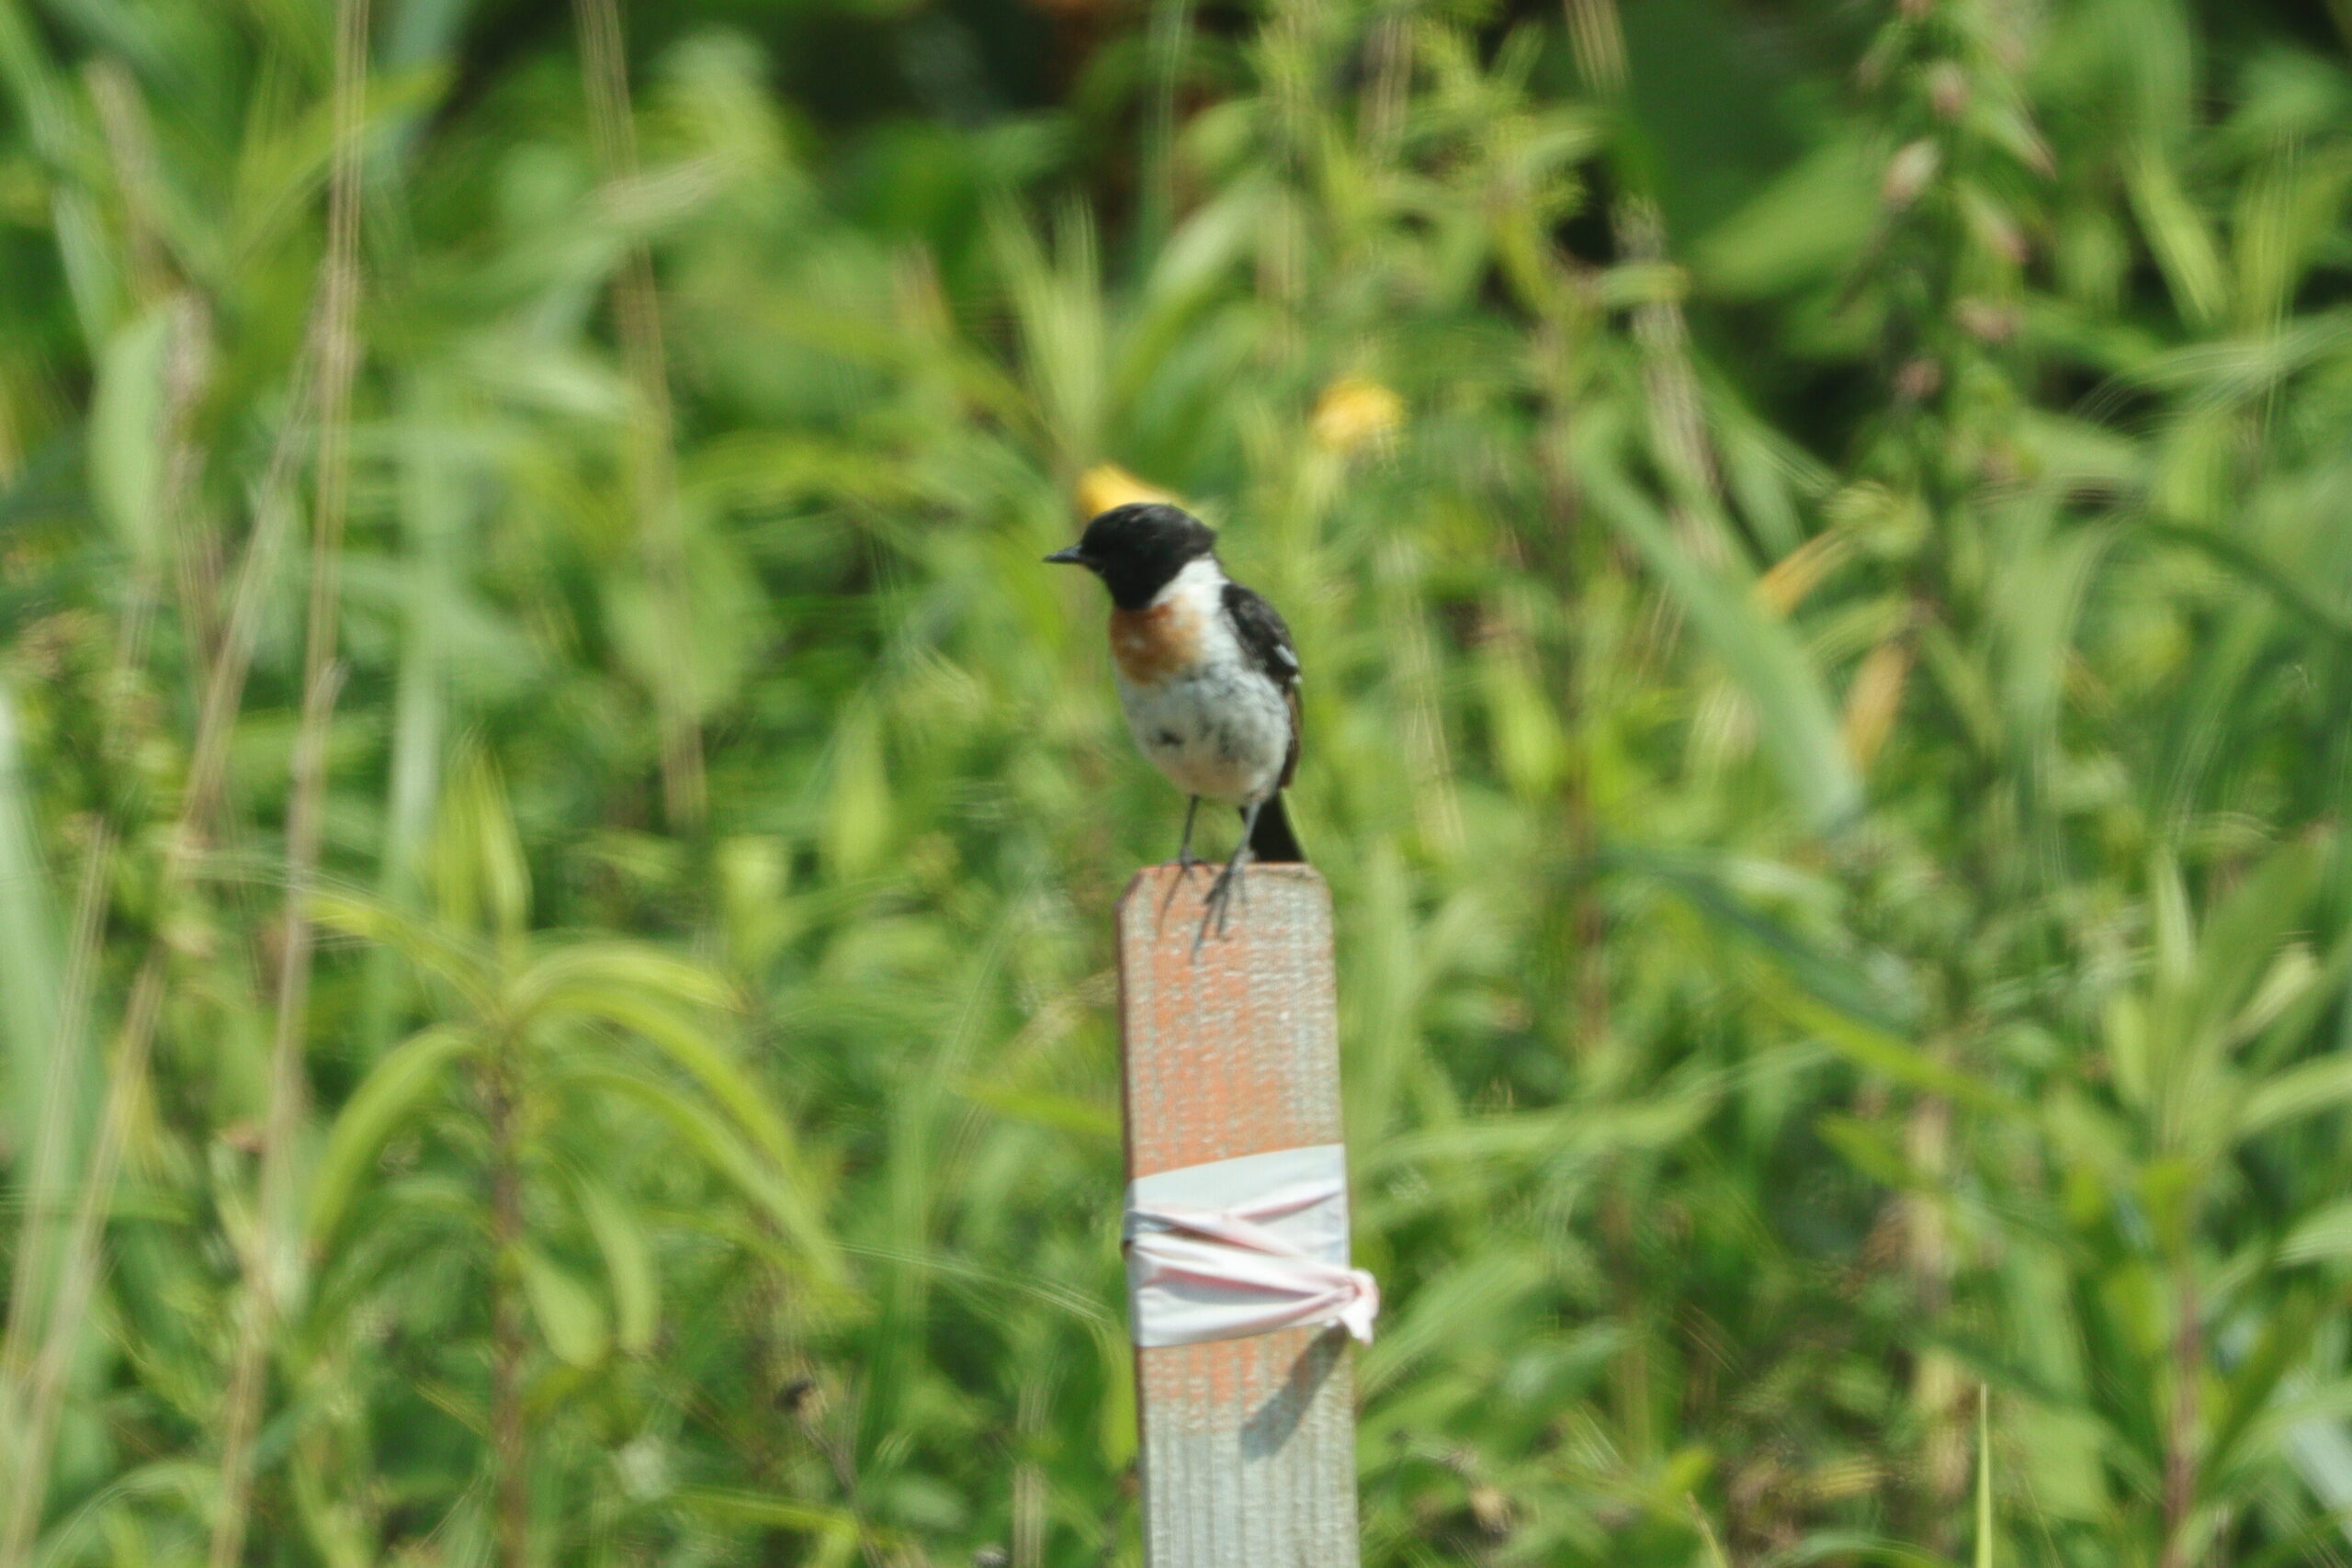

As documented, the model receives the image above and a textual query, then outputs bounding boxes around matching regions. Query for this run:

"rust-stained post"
[1116,865,1361,1567]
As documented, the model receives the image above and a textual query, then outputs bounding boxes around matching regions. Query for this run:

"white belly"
[1118,665,1289,807]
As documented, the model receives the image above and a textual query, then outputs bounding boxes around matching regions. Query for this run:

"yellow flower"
[1075,463,1183,519]
[1310,375,1405,455]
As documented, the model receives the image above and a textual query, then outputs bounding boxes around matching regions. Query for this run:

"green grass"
[6,0,2352,1563]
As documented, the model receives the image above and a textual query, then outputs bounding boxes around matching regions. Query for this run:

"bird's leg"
[1176,796,1202,873]
[1194,798,1261,956]
[1159,796,1204,923]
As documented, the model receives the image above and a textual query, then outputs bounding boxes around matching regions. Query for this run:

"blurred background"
[6,0,2352,1563]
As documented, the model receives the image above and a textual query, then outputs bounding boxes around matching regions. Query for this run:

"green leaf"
[820,704,891,881]
[307,1025,477,1249]
[85,301,177,573]
[307,889,494,1007]
[2280,1201,2352,1266]
[1774,991,2025,1119]
[1584,462,1862,832]
[520,1247,609,1369]
[1818,1113,1914,1189]
[557,1062,843,1287]
[511,943,733,1016]
[0,679,73,1181]
[953,1081,1117,1141]
[2244,1054,2352,1138]
[670,1486,862,1541]
[569,1170,660,1355]
[2192,840,2320,1046]
[2128,147,2229,329]
[1617,844,1915,1032]
[1975,1387,1994,1568]
[2144,522,2352,645]
[523,970,803,1176]
[432,747,531,943]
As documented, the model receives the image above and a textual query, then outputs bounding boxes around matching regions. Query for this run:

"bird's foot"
[1191,851,1252,957]
[1159,844,1202,923]
[1159,798,1205,924]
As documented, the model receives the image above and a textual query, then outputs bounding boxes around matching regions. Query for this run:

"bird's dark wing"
[1221,581,1299,685]
[1222,580,1302,788]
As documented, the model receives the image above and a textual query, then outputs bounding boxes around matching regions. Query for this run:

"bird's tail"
[1246,793,1306,863]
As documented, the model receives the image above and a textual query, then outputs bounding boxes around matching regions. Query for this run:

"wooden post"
[1116,865,1360,1567]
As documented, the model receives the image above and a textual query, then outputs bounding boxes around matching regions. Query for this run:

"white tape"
[1123,1143,1379,1349]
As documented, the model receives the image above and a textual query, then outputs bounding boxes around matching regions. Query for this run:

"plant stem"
[1561,0,1724,558]
[0,32,344,1568]
[207,662,345,1568]
[0,578,156,1450]
[1906,1092,1968,1545]
[0,245,243,1568]
[207,0,368,1559]
[488,1039,530,1568]
[1136,0,1193,258]
[573,0,704,834]
[2159,1268,2202,1568]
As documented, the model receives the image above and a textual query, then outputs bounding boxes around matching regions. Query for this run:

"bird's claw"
[1190,852,1251,958]
[1159,846,1202,923]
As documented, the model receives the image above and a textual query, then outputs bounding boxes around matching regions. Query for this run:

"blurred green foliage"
[6,0,2352,1564]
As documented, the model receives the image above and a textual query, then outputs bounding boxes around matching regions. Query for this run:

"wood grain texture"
[1117,864,1360,1568]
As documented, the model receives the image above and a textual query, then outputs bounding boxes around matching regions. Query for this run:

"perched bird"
[1047,502,1304,941]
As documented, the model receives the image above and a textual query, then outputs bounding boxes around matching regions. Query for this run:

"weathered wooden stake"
[1116,864,1360,1567]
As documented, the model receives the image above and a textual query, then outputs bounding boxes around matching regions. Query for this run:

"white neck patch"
[1152,555,1227,609]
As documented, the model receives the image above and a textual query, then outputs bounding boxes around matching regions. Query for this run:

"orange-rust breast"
[1109,598,1204,684]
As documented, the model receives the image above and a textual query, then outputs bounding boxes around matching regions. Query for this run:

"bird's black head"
[1045,503,1216,610]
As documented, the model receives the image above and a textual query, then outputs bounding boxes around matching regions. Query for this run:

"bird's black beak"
[1044,545,1089,567]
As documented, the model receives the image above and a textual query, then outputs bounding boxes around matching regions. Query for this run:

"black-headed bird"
[1047,503,1304,942]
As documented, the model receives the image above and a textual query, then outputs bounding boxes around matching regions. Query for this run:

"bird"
[1046,502,1304,944]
